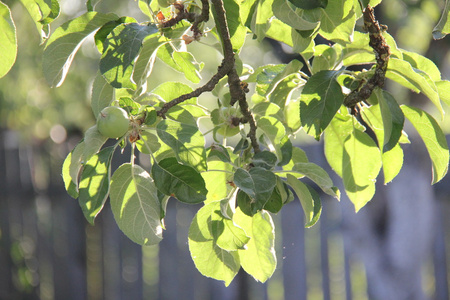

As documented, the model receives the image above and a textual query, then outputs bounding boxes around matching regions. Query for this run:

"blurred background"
[1,0,450,299]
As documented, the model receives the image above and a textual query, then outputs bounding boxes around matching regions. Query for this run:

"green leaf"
[289,0,327,10]
[381,144,404,184]
[188,202,240,286]
[211,201,250,251]
[264,177,293,213]
[433,0,450,39]
[208,144,232,163]
[212,0,247,53]
[318,0,355,44]
[401,105,449,184]
[100,22,159,89]
[234,167,277,213]
[91,72,114,118]
[78,146,115,224]
[19,0,60,41]
[151,157,208,203]
[250,0,274,41]
[152,81,196,105]
[172,51,203,83]
[202,160,231,203]
[83,125,108,161]
[94,17,136,54]
[110,163,163,245]
[62,140,86,198]
[136,131,161,154]
[286,174,321,227]
[272,0,320,31]
[156,119,207,171]
[436,80,450,107]
[0,2,17,78]
[234,208,276,282]
[324,115,382,211]
[401,49,441,82]
[386,58,442,117]
[300,70,344,140]
[362,89,404,152]
[292,162,339,199]
[43,12,118,87]
[252,151,278,170]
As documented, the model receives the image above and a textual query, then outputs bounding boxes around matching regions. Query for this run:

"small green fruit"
[97,106,130,138]
[211,107,241,137]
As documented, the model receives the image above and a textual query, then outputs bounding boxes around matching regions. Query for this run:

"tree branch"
[158,0,260,153]
[343,5,390,112]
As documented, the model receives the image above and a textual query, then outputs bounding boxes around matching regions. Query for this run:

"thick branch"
[343,6,390,112]
[211,0,260,153]
[158,0,260,153]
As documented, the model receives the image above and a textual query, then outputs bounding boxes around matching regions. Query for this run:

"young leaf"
[151,157,208,204]
[156,119,207,171]
[78,146,115,224]
[300,70,344,140]
[0,2,17,78]
[234,208,277,283]
[401,49,441,82]
[110,163,163,245]
[433,0,450,39]
[401,105,449,184]
[324,115,382,211]
[286,174,321,227]
[188,202,240,286]
[100,23,159,89]
[43,12,118,87]
[91,72,114,118]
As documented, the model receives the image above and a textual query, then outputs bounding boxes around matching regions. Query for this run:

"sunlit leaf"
[272,0,320,31]
[91,72,114,118]
[386,58,442,117]
[62,140,85,198]
[43,12,118,87]
[189,202,240,286]
[234,208,276,282]
[78,146,115,224]
[156,119,207,171]
[401,105,449,184]
[19,0,60,41]
[110,163,163,245]
[292,162,339,199]
[0,2,17,78]
[324,115,382,211]
[100,22,159,89]
[318,0,355,44]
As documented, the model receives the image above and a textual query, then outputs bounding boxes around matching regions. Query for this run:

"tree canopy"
[2,0,450,285]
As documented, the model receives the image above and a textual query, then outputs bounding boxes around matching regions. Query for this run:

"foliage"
[2,0,450,285]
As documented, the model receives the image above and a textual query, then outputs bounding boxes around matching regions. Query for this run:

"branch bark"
[157,0,260,153]
[343,5,390,112]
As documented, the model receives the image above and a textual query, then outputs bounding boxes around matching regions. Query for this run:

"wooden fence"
[0,129,448,300]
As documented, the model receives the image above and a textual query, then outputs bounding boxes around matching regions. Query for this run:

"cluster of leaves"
[3,0,450,285]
